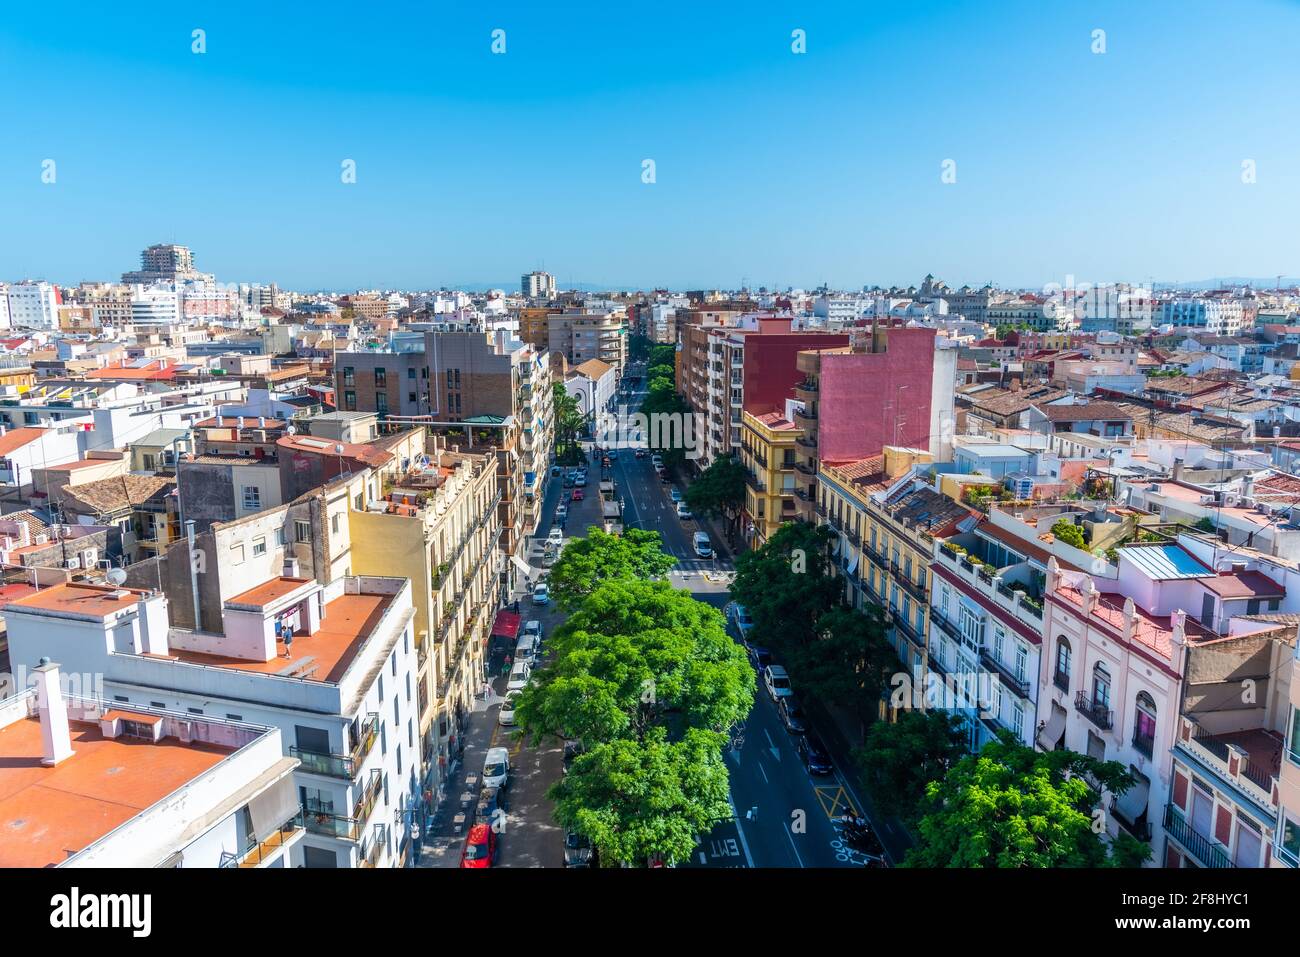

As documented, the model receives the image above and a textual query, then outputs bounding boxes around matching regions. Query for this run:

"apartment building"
[6,281,61,330]
[739,409,802,545]
[1276,640,1300,868]
[792,326,955,523]
[348,445,501,802]
[336,347,428,418]
[1162,298,1247,336]
[121,243,212,285]
[545,311,627,372]
[0,668,303,868]
[521,270,556,299]
[5,572,419,868]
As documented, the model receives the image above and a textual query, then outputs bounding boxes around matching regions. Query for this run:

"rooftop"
[6,582,150,619]
[172,591,392,683]
[0,712,233,868]
[225,576,314,610]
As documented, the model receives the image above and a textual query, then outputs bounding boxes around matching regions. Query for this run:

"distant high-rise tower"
[122,243,213,284]
[521,270,556,299]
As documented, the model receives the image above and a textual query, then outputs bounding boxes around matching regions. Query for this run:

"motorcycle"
[839,814,885,858]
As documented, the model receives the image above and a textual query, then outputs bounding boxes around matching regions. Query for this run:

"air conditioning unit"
[65,557,81,570]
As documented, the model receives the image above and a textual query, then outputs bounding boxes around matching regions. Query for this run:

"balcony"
[1164,804,1234,868]
[223,808,305,868]
[1178,718,1280,811]
[844,526,861,546]
[793,405,817,424]
[291,713,379,779]
[980,649,1031,698]
[1052,670,1070,694]
[355,769,383,823]
[304,807,362,843]
[1074,691,1113,731]
[813,502,828,518]
[796,435,817,451]
[359,824,389,868]
[890,561,928,603]
[744,472,768,493]
[794,378,818,395]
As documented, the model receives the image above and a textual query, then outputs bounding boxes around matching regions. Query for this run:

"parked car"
[523,619,543,643]
[532,583,551,605]
[778,697,808,734]
[460,823,497,868]
[482,747,510,789]
[574,473,588,487]
[555,504,568,521]
[507,661,532,691]
[563,473,576,488]
[564,830,594,867]
[634,449,648,459]
[763,664,793,701]
[514,633,538,666]
[498,691,521,726]
[676,501,693,520]
[659,469,672,483]
[728,603,755,642]
[572,488,585,501]
[547,527,564,547]
[749,645,773,674]
[651,454,663,468]
[798,733,834,776]
[692,531,713,558]
[669,487,684,503]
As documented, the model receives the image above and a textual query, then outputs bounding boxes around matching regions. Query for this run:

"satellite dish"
[106,567,127,586]
[287,424,297,436]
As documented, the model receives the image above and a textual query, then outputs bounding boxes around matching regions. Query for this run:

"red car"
[460,823,496,868]
[571,488,584,501]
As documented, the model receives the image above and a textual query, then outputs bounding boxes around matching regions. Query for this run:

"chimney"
[258,416,267,429]
[1243,474,1255,499]
[284,557,300,578]
[34,659,74,766]
[237,416,246,430]
[1172,457,1184,483]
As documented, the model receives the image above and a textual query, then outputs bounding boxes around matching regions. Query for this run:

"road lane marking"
[728,795,756,868]
[783,820,807,868]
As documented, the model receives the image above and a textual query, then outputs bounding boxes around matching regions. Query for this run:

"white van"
[693,531,713,558]
[515,634,538,666]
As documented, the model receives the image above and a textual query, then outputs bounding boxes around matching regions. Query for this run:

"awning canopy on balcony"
[1114,772,1150,824]
[1037,705,1067,751]
[491,610,521,639]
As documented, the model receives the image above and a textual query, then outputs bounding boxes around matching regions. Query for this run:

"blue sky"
[2,0,1298,291]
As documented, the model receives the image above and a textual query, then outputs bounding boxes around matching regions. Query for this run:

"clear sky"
[2,0,1298,292]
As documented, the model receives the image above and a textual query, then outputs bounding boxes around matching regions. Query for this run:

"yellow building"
[739,410,802,545]
[816,447,973,677]
[519,307,555,351]
[348,444,501,758]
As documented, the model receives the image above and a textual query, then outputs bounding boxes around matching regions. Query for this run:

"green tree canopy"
[546,527,677,611]
[787,604,894,721]
[856,710,970,823]
[904,735,1152,868]
[730,521,841,659]
[551,727,731,867]
[552,382,586,464]
[514,578,755,747]
[685,455,746,527]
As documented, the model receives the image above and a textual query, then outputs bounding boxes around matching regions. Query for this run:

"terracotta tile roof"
[1040,402,1133,422]
[57,474,174,515]
[0,427,48,456]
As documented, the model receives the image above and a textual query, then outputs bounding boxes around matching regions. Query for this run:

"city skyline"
[3,0,1299,290]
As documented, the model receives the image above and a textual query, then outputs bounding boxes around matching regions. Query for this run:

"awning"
[491,611,521,639]
[1037,706,1067,751]
[846,553,859,575]
[1114,772,1151,824]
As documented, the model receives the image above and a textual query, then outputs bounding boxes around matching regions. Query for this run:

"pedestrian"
[512,598,520,614]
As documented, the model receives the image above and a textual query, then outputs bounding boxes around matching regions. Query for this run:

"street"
[422,375,889,868]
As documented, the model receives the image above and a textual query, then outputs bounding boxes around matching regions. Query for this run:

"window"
[1133,691,1157,757]
[343,367,355,386]
[295,520,311,543]
[374,367,387,387]
[252,536,267,557]
[275,527,286,547]
[331,513,341,535]
[376,392,388,415]
[344,390,356,411]
[227,713,244,722]
[1092,662,1112,710]
[407,367,416,379]
[230,543,245,565]
[992,625,1005,663]
[1012,704,1024,739]
[1054,637,1072,690]
[1014,643,1027,683]
[959,604,982,650]
[242,486,261,510]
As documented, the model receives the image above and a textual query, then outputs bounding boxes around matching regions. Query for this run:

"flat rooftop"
[5,582,149,619]
[173,591,391,683]
[0,717,233,867]
[226,576,314,609]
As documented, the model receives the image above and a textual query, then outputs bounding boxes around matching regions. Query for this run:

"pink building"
[1039,539,1296,867]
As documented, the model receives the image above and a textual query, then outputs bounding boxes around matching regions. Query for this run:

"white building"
[6,281,60,330]
[4,573,420,868]
[0,668,303,868]
[522,271,556,299]
[130,284,182,327]
[1161,298,1246,336]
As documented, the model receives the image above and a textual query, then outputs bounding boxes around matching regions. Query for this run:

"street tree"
[551,728,731,867]
[552,383,586,464]
[904,735,1153,867]
[787,604,893,722]
[514,579,754,746]
[685,455,746,537]
[855,710,969,823]
[546,527,677,611]
[730,521,841,659]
